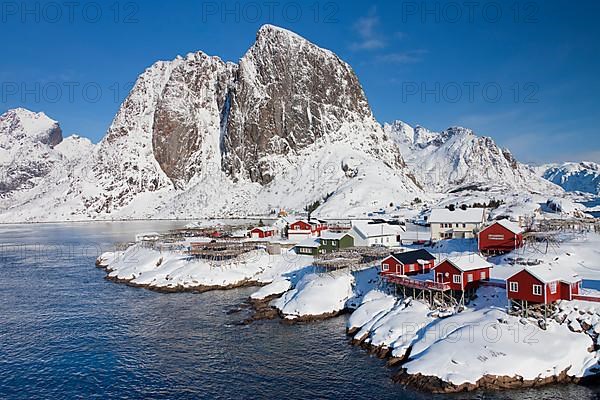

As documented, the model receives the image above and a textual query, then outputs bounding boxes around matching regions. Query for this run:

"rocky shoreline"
[96,253,599,394]
[97,256,347,324]
[346,325,598,393]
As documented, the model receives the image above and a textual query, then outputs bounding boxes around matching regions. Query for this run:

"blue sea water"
[1,222,598,399]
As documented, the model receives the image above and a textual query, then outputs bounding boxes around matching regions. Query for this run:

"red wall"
[381,257,434,276]
[403,260,434,276]
[479,223,523,252]
[507,270,546,303]
[433,261,490,291]
[290,221,311,231]
[507,270,583,304]
[381,256,402,275]
[251,228,274,238]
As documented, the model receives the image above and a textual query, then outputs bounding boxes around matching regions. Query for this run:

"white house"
[350,221,404,247]
[429,207,486,241]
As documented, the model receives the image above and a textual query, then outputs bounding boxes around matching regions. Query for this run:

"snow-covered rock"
[272,271,355,319]
[250,279,292,300]
[384,121,563,195]
[0,109,93,216]
[540,162,600,195]
[0,25,422,222]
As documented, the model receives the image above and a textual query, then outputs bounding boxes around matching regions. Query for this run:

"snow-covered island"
[96,219,600,393]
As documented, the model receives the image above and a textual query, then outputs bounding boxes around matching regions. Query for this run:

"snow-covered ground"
[350,286,599,390]
[97,228,600,392]
[97,244,315,290]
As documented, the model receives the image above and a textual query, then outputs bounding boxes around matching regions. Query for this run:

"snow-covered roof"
[351,221,404,238]
[489,219,523,234]
[438,253,492,272]
[135,232,161,241]
[319,232,351,240]
[251,226,275,232]
[295,238,320,248]
[428,208,486,224]
[509,265,581,284]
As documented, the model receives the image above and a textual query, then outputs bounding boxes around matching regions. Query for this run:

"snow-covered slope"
[0,108,63,195]
[540,162,600,194]
[0,25,422,222]
[384,120,563,195]
[0,109,93,202]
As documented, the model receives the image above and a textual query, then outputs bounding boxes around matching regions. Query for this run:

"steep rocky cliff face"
[0,25,422,222]
[222,25,404,184]
[74,24,414,217]
[152,52,236,187]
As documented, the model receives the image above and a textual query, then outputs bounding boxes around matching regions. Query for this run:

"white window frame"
[409,264,415,272]
[509,281,518,292]
[382,263,389,272]
[453,274,462,284]
[480,271,487,280]
[549,281,557,294]
[533,284,543,296]
[467,273,473,283]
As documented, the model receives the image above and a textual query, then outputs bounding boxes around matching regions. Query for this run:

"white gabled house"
[350,220,404,247]
[429,207,486,241]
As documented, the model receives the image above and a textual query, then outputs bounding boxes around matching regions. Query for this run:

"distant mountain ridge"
[383,120,563,194]
[538,162,600,195]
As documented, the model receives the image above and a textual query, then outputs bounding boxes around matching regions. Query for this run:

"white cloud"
[376,49,428,64]
[350,10,386,51]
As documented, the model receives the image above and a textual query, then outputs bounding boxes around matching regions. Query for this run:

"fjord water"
[1,222,598,399]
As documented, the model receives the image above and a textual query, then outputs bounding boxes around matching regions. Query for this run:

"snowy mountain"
[539,162,600,194]
[0,25,421,222]
[0,108,92,199]
[383,120,562,195]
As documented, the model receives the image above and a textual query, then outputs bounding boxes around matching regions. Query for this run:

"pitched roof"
[388,249,436,265]
[295,238,320,248]
[437,253,493,272]
[351,221,404,238]
[508,265,581,284]
[492,219,523,234]
[428,208,486,224]
[319,232,351,240]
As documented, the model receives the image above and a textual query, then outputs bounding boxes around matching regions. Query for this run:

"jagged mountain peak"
[223,24,402,184]
[0,108,62,147]
[1,24,415,221]
[385,119,562,194]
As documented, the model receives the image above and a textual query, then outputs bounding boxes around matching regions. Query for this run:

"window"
[467,273,473,283]
[409,264,415,272]
[382,263,389,271]
[456,223,460,228]
[549,281,557,294]
[480,271,487,280]
[509,281,518,292]
[453,274,462,284]
[462,224,466,228]
[533,284,543,296]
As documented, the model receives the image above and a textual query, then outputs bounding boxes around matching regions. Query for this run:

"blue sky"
[1,0,599,164]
